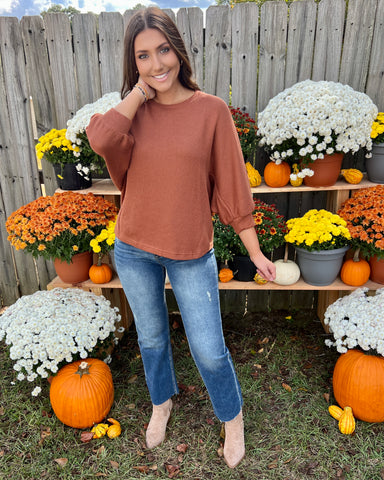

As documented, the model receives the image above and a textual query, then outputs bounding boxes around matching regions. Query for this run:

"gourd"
[107,418,122,438]
[245,162,262,187]
[338,406,355,435]
[340,248,370,286]
[333,349,384,422]
[91,423,109,439]
[89,263,113,284]
[219,267,234,283]
[263,161,291,187]
[328,405,343,420]
[289,163,303,187]
[254,272,268,284]
[341,168,363,184]
[50,359,114,429]
[273,245,301,285]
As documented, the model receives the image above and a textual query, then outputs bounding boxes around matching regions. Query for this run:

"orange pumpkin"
[340,249,370,286]
[333,349,384,422]
[89,263,113,284]
[263,161,291,187]
[50,359,114,428]
[219,267,234,283]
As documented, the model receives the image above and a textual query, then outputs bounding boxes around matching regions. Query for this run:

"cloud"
[0,0,20,14]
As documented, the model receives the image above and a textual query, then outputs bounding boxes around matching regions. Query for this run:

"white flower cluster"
[258,80,378,171]
[0,288,123,395]
[66,91,121,155]
[324,288,384,355]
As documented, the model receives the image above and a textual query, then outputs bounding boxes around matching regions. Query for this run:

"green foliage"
[41,4,81,19]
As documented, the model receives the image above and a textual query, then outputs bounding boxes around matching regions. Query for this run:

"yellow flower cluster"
[371,112,384,144]
[35,128,79,161]
[285,209,351,251]
[90,220,116,255]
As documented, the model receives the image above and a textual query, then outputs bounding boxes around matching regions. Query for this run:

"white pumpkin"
[273,259,300,285]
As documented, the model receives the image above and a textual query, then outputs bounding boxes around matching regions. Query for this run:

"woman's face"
[134,28,181,99]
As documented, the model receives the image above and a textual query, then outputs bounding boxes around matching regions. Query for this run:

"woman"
[87,7,275,469]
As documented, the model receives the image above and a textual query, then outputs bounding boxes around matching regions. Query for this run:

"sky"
[0,0,215,19]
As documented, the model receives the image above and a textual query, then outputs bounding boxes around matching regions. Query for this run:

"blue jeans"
[114,238,243,422]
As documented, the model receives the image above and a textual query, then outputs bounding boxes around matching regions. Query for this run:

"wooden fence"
[1,0,384,312]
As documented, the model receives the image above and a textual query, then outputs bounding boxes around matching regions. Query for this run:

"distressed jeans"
[114,238,243,422]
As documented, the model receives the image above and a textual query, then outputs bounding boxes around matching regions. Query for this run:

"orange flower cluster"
[338,185,384,259]
[6,192,118,263]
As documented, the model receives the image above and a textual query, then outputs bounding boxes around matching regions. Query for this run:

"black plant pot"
[229,255,256,281]
[54,164,92,190]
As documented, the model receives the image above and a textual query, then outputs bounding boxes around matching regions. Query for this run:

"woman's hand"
[238,226,276,281]
[251,253,276,282]
[137,77,156,101]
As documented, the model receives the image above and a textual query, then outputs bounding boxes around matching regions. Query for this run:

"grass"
[1,308,384,479]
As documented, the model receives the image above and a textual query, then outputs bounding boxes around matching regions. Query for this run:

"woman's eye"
[160,47,170,54]
[138,54,148,60]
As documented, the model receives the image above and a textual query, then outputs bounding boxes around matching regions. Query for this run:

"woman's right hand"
[137,77,156,101]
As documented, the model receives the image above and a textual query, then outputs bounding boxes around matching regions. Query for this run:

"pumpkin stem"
[353,248,361,262]
[76,361,91,378]
[97,253,103,266]
[283,243,289,263]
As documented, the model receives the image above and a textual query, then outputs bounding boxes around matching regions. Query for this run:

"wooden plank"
[72,13,102,106]
[258,1,288,113]
[44,13,77,128]
[204,5,231,102]
[285,0,316,88]
[98,12,124,95]
[312,0,345,81]
[176,7,204,90]
[231,3,259,119]
[339,0,377,91]
[365,0,384,112]
[20,16,58,197]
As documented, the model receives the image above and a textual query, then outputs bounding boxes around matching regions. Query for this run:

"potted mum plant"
[324,287,384,423]
[284,209,351,286]
[6,191,118,283]
[366,111,384,183]
[213,198,287,281]
[338,185,384,283]
[0,288,124,396]
[229,107,259,162]
[257,80,377,187]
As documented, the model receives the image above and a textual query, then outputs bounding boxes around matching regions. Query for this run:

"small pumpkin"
[245,162,262,187]
[289,163,303,187]
[341,168,363,184]
[273,244,301,285]
[338,406,355,435]
[107,418,122,438]
[50,359,114,429]
[263,161,291,187]
[340,248,370,286]
[328,405,343,421]
[89,262,113,284]
[219,267,234,283]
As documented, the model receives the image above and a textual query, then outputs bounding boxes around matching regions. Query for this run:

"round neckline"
[149,90,199,108]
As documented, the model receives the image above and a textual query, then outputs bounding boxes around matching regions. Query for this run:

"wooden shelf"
[46,274,383,292]
[56,176,378,197]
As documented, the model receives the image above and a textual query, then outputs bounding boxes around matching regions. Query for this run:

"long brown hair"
[121,7,199,99]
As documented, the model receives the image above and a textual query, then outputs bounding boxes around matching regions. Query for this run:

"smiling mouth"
[153,72,169,80]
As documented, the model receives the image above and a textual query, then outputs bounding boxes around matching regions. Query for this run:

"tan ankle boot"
[223,410,245,468]
[146,398,173,449]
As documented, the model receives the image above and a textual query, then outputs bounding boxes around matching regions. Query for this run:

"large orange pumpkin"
[50,358,114,428]
[333,349,384,422]
[263,161,291,187]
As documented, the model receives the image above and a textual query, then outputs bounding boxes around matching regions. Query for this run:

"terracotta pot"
[303,153,344,187]
[369,255,384,284]
[54,251,93,284]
